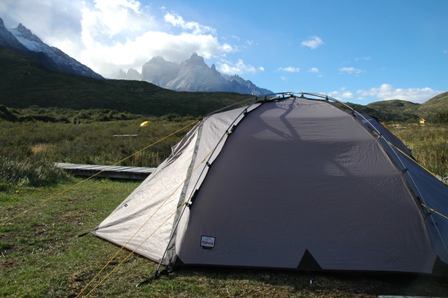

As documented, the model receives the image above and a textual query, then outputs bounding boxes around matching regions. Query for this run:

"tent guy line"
[79,131,225,296]
[78,201,187,297]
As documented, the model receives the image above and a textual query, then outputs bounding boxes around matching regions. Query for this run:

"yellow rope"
[77,132,225,297]
[371,132,448,221]
[81,202,187,298]
[421,204,448,221]
[0,120,198,226]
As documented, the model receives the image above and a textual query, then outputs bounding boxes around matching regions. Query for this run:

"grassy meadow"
[388,123,448,180]
[1,112,447,297]
[0,112,198,189]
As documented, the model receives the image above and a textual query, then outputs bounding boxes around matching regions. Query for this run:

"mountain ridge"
[0,47,251,117]
[118,53,273,96]
[0,17,102,79]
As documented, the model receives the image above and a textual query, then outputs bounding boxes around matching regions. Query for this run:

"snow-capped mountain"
[0,18,102,79]
[118,53,273,96]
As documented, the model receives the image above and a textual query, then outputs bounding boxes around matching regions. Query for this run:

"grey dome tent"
[93,92,448,274]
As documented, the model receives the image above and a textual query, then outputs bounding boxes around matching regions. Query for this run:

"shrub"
[0,153,68,188]
[430,110,448,124]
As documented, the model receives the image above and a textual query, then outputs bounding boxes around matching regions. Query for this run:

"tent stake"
[136,265,172,287]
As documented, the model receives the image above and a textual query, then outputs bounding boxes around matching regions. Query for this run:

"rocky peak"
[15,23,43,43]
[139,53,273,95]
[0,17,102,79]
[184,52,206,67]
[149,56,168,64]
[0,18,29,51]
[126,68,141,80]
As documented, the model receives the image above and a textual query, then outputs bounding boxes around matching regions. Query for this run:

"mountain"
[0,17,102,79]
[342,93,448,123]
[0,47,251,117]
[119,53,273,96]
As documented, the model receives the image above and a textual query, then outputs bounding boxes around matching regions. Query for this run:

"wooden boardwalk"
[55,163,155,180]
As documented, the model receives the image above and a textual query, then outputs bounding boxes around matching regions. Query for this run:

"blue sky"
[1,0,447,104]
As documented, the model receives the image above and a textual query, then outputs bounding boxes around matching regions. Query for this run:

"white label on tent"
[201,235,215,249]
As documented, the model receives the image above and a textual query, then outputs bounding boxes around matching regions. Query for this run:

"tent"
[93,93,448,274]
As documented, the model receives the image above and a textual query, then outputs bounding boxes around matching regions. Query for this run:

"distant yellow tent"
[140,121,150,127]
[419,118,425,125]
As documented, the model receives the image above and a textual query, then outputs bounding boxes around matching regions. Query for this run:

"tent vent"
[297,249,322,271]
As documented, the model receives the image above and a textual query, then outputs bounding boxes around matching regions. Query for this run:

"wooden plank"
[55,162,155,180]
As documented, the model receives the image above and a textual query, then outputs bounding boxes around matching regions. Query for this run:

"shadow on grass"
[156,265,448,297]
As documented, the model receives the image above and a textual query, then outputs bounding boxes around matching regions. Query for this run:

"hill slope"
[341,93,447,122]
[0,48,251,116]
[417,92,448,119]
[0,18,101,79]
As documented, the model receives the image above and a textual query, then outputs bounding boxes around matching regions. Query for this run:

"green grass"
[388,123,448,179]
[0,115,199,189]
[1,180,447,297]
[0,111,447,297]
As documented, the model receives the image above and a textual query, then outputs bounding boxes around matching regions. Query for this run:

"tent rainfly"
[93,93,448,274]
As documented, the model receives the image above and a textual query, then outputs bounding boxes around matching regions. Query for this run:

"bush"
[0,153,68,188]
[430,110,448,124]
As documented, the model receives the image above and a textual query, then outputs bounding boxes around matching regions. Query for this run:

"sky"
[1,0,447,105]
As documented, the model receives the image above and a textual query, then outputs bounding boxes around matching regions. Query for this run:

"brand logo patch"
[200,235,215,249]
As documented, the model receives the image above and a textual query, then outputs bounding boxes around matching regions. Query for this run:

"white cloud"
[77,2,235,76]
[277,66,300,73]
[328,88,356,100]
[1,0,238,77]
[339,67,365,75]
[301,36,324,49]
[164,12,215,35]
[328,84,442,103]
[355,56,371,61]
[0,0,84,41]
[89,0,151,37]
[308,67,323,77]
[217,59,258,75]
[357,84,442,103]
